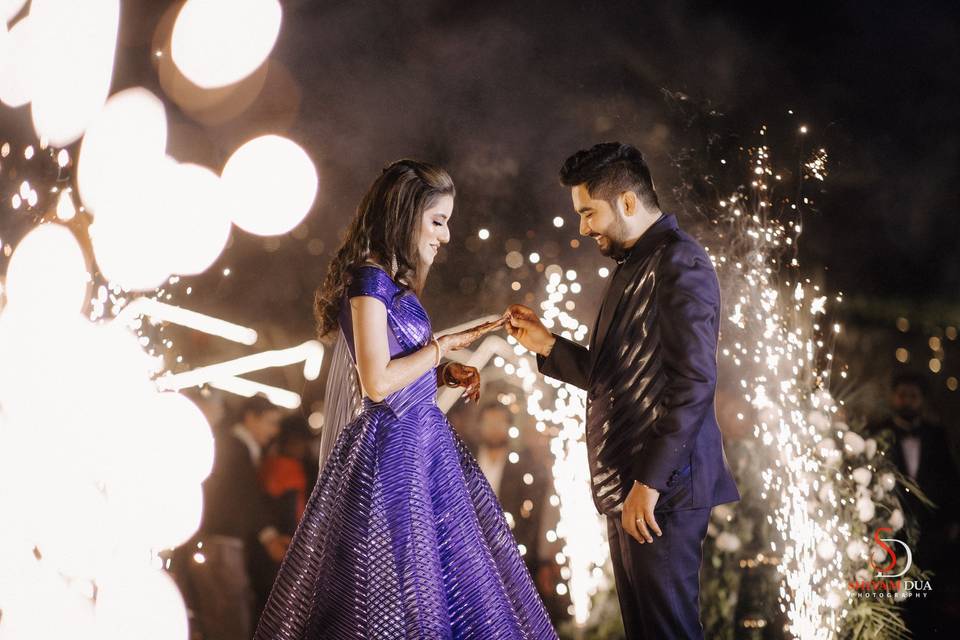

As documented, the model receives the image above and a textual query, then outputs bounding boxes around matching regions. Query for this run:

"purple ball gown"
[254,265,557,639]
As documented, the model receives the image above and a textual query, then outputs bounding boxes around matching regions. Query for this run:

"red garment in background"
[259,456,307,520]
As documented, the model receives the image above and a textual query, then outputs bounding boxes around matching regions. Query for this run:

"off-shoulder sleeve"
[346,265,398,308]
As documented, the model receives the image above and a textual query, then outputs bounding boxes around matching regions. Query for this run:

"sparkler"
[712,137,842,637]
[471,265,607,626]
[115,297,259,345]
[156,340,325,391]
[701,128,882,638]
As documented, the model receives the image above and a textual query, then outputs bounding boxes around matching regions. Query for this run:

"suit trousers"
[607,507,710,639]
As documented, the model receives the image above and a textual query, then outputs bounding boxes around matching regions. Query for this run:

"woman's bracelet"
[431,336,442,367]
[438,361,458,387]
[437,361,450,386]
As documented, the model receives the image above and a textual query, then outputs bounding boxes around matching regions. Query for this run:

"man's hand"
[442,362,481,403]
[621,480,662,544]
[505,304,556,356]
[264,534,292,564]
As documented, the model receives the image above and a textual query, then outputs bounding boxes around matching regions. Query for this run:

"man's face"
[890,384,923,421]
[478,408,510,448]
[246,408,283,447]
[571,184,629,258]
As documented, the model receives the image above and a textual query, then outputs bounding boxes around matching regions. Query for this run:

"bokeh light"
[3,224,89,317]
[0,16,34,107]
[78,88,168,219]
[164,162,233,276]
[171,0,282,89]
[222,135,318,236]
[93,567,188,640]
[28,0,120,146]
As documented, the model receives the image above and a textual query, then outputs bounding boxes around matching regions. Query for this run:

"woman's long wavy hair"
[314,159,455,339]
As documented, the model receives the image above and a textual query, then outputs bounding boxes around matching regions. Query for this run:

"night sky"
[1,0,957,340]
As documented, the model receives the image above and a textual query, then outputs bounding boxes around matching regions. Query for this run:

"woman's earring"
[390,254,399,276]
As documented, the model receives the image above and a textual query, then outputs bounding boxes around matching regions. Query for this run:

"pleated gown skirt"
[254,380,557,640]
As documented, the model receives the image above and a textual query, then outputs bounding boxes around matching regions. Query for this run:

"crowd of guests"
[171,391,572,640]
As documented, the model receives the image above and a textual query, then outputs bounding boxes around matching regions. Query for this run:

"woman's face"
[417,194,453,267]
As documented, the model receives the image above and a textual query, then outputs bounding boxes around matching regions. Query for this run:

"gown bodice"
[337,264,437,414]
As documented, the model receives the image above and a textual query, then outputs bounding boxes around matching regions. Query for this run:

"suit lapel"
[584,213,680,379]
[588,256,649,376]
[587,266,619,354]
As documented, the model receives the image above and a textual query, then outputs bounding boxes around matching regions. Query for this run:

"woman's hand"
[441,362,481,402]
[437,312,509,353]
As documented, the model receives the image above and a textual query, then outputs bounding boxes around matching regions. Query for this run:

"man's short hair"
[559,142,660,210]
[241,395,276,418]
[891,371,928,395]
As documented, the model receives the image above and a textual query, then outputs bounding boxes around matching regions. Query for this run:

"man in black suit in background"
[868,372,960,637]
[469,402,569,620]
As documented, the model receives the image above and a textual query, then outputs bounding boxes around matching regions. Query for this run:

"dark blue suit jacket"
[538,214,739,515]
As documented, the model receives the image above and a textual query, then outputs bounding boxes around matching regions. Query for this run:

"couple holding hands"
[255,142,738,640]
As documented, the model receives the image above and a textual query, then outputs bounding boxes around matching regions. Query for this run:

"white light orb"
[102,391,210,549]
[0,563,97,640]
[78,88,168,219]
[172,0,282,89]
[94,568,188,640]
[109,478,204,551]
[222,135,317,236]
[28,0,120,146]
[28,482,109,579]
[89,156,231,288]
[4,224,89,317]
[164,163,232,275]
[0,17,35,107]
[89,217,172,291]
[152,392,215,484]
[0,319,157,465]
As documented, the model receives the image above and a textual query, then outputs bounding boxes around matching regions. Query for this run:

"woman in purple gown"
[254,160,557,639]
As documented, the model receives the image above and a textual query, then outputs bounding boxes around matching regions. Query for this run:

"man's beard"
[597,217,627,260]
[595,217,629,259]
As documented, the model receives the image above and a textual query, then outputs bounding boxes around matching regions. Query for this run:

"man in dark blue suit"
[507,142,739,638]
